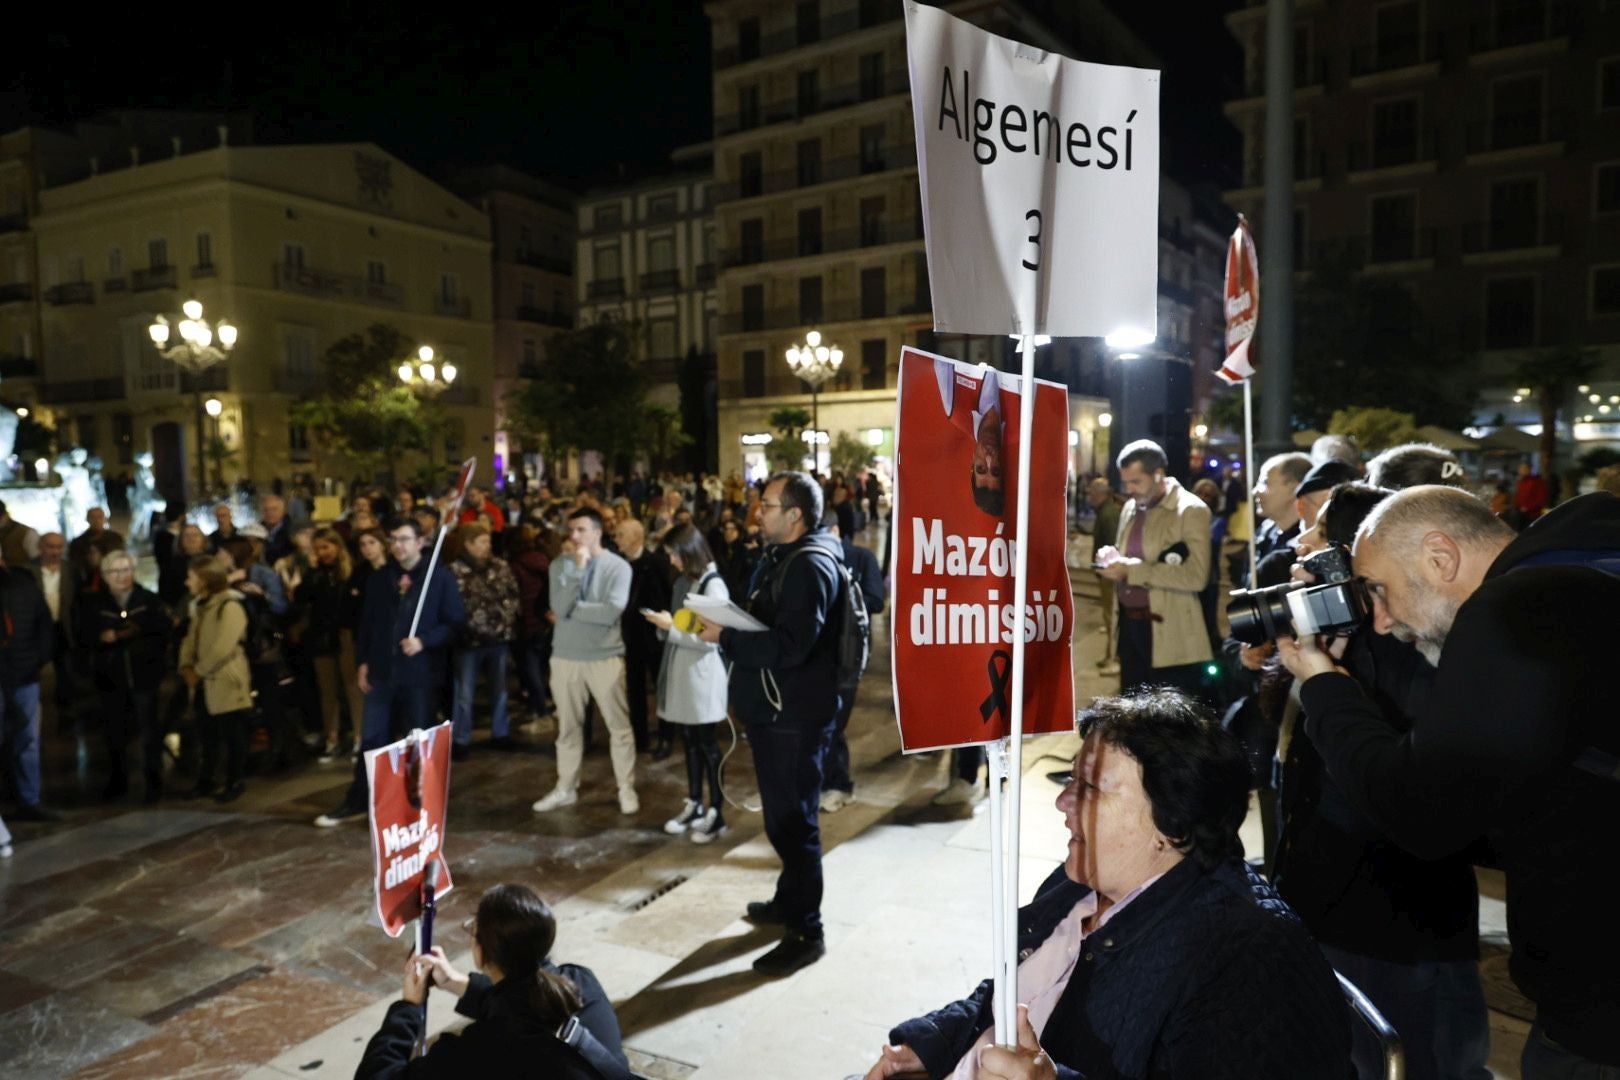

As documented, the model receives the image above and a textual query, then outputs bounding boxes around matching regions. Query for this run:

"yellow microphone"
[672,608,704,634]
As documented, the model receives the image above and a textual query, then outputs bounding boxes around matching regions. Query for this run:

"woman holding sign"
[863,690,1349,1080]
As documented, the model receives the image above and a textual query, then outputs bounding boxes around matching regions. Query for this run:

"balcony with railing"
[131,265,178,292]
[103,277,127,293]
[515,250,573,276]
[1346,130,1438,176]
[587,278,625,301]
[44,282,95,306]
[0,283,32,305]
[1469,1,1574,55]
[714,145,918,204]
[1462,214,1563,257]
[640,269,682,293]
[720,294,925,336]
[713,3,891,71]
[179,367,230,393]
[276,370,318,396]
[715,69,911,137]
[1347,227,1439,267]
[0,355,38,378]
[272,262,403,308]
[39,376,126,403]
[719,219,926,270]
[1466,111,1566,156]
[1349,31,1445,81]
[517,305,572,328]
[1241,54,1328,98]
[192,262,217,279]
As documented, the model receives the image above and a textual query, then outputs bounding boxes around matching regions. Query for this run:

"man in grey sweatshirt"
[533,507,639,815]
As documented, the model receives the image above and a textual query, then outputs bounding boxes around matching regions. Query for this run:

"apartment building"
[29,130,494,503]
[1224,0,1620,452]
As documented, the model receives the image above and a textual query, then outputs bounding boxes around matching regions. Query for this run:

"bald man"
[1279,488,1620,1074]
[615,518,672,754]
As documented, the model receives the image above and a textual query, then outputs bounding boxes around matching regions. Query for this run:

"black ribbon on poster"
[980,649,1013,725]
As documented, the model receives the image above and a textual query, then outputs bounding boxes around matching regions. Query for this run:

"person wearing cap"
[1292,460,1360,537]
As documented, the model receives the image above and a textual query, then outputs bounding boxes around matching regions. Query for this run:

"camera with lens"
[1226,544,1370,646]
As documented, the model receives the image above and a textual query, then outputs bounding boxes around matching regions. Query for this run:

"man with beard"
[1279,487,1620,1077]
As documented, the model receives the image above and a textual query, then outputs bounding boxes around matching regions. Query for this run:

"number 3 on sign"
[1023,209,1042,272]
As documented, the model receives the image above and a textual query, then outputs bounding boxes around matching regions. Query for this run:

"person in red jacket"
[1514,460,1549,524]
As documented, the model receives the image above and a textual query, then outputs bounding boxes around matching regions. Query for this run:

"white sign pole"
[1243,379,1258,585]
[985,737,1009,1040]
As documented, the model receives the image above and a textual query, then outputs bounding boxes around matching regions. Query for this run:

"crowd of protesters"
[0,466,889,837]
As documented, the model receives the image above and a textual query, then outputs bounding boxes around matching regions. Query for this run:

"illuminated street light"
[785,329,843,469]
[148,297,237,500]
[398,344,457,396]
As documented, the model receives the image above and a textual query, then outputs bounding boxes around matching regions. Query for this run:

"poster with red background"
[366,721,455,937]
[892,346,1075,752]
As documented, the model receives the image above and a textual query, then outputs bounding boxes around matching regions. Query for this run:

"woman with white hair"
[78,549,172,802]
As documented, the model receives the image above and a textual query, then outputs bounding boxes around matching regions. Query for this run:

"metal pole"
[1259,0,1295,453]
[193,386,206,503]
[1243,378,1258,586]
[986,738,1009,1045]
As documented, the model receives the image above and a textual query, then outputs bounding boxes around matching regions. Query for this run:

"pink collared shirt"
[950,872,1167,1080]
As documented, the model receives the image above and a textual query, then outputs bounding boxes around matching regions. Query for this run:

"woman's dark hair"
[661,522,715,580]
[188,554,231,595]
[474,884,582,1027]
[1076,689,1251,870]
[1320,482,1391,547]
[219,536,255,569]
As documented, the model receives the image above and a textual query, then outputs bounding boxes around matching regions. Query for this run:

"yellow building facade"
[30,138,494,503]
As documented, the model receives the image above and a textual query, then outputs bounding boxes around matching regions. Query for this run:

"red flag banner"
[441,457,478,524]
[891,347,1075,752]
[1218,215,1260,385]
[366,721,455,937]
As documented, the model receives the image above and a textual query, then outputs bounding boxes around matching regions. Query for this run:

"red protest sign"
[1218,215,1259,385]
[441,457,478,521]
[892,347,1075,752]
[366,721,455,937]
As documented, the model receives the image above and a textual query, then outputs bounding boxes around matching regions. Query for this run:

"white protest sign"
[904,1,1160,338]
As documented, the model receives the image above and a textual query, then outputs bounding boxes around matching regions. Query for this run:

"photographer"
[1278,488,1620,1076]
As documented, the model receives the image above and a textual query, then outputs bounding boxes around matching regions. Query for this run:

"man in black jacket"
[613,518,672,755]
[79,550,171,802]
[699,471,843,975]
[1280,487,1620,1076]
[0,548,58,820]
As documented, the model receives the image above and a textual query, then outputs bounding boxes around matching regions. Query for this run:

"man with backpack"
[1279,488,1620,1076]
[817,511,882,813]
[697,471,851,975]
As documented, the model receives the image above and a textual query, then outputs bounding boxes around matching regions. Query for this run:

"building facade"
[29,133,495,505]
[1224,0,1620,456]
[450,165,576,488]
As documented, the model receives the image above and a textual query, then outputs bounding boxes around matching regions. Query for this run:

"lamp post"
[398,345,456,474]
[785,330,843,472]
[204,397,224,491]
[149,298,237,502]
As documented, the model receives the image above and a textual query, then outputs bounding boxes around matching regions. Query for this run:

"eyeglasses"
[389,535,414,545]
[760,501,784,509]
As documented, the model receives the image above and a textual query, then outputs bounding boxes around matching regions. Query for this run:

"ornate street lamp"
[785,330,842,470]
[204,396,225,491]
[149,298,237,501]
[397,344,457,396]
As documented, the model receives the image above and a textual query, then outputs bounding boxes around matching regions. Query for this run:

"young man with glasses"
[315,519,465,827]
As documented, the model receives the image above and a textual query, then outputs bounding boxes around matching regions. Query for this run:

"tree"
[829,431,876,478]
[1512,345,1600,476]
[290,324,442,484]
[765,407,812,471]
[1327,406,1417,454]
[504,319,660,491]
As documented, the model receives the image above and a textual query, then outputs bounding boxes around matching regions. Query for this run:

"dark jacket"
[0,566,54,687]
[621,548,672,660]
[721,529,843,726]
[356,965,625,1080]
[892,859,1350,1080]
[356,559,466,688]
[840,537,886,615]
[510,550,551,639]
[1274,629,1478,963]
[77,584,170,694]
[291,563,348,657]
[1301,491,1620,1063]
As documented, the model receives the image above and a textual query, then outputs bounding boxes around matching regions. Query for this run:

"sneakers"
[819,788,851,813]
[532,788,578,813]
[313,803,366,828]
[0,842,12,858]
[744,900,786,926]
[664,799,702,834]
[752,930,826,976]
[690,808,728,844]
[317,741,341,762]
[618,787,640,815]
[932,778,982,806]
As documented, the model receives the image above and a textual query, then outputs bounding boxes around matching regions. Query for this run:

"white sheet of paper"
[685,594,768,632]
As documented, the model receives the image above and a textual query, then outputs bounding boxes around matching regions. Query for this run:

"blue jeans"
[453,643,509,745]
[1321,944,1491,1080]
[1,682,42,806]
[511,634,551,710]
[340,679,439,810]
[1522,1023,1620,1080]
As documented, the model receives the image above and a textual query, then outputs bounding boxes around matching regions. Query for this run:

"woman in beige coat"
[179,555,254,803]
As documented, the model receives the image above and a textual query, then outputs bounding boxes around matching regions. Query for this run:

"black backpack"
[771,544,871,693]
[231,595,283,666]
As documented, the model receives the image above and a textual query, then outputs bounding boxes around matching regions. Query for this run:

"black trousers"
[747,712,835,938]
[623,645,655,749]
[196,694,248,790]
[103,686,162,789]
[822,691,858,794]
[679,722,724,816]
[1117,610,1215,709]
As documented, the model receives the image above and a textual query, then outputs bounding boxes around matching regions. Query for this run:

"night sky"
[3,1,1237,191]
